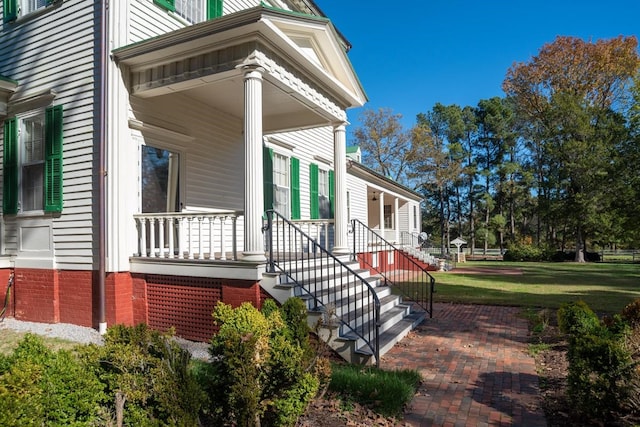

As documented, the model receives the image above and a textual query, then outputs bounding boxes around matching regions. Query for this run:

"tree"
[503,36,640,261]
[410,105,464,255]
[352,108,414,185]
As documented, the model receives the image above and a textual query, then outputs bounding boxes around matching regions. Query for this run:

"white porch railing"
[291,219,335,251]
[134,211,243,261]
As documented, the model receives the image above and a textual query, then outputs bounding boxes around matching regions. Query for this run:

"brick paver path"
[382,303,547,427]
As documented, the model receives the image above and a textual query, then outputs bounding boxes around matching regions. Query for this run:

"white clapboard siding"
[346,173,368,224]
[0,0,97,270]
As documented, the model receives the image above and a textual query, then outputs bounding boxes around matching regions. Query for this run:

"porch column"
[394,197,399,243]
[379,192,385,239]
[332,123,349,255]
[242,66,266,262]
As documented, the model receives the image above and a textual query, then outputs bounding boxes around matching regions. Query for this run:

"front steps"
[261,256,426,365]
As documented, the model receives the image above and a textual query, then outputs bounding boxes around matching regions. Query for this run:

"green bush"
[557,300,601,336]
[567,330,635,420]
[0,334,104,427]
[503,243,554,262]
[204,299,322,426]
[560,300,639,422]
[81,323,205,426]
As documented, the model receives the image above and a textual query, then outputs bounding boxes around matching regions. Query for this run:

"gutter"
[97,0,108,334]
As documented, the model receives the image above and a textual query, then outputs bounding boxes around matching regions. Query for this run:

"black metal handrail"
[264,210,381,365]
[351,219,435,318]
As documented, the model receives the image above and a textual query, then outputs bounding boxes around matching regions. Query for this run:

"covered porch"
[112,7,365,277]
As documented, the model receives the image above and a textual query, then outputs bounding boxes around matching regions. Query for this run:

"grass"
[329,364,421,418]
[0,329,81,356]
[426,261,640,314]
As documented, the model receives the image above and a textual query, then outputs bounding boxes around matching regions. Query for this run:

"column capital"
[332,121,349,131]
[238,62,265,79]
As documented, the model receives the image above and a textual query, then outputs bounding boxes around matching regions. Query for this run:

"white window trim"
[15,109,46,216]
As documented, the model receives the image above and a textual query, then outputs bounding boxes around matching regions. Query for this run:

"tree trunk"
[575,225,585,262]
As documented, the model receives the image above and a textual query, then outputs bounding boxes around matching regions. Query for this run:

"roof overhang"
[348,160,423,202]
[112,7,367,132]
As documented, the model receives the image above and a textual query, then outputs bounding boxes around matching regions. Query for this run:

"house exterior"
[0,0,429,353]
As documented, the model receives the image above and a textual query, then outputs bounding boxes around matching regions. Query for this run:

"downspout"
[98,0,108,334]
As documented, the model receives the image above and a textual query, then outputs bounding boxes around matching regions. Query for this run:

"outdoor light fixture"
[372,191,378,201]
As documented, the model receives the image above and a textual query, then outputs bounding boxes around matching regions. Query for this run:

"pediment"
[262,13,367,108]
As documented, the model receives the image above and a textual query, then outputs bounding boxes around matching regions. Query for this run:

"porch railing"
[133,211,242,261]
[352,219,435,317]
[264,210,381,365]
[291,219,334,252]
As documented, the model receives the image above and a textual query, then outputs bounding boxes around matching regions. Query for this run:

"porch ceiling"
[113,7,367,133]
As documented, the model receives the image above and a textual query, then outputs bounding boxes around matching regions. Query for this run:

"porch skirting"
[0,268,270,342]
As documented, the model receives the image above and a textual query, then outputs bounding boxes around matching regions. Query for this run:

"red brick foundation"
[1,266,266,343]
[0,269,14,318]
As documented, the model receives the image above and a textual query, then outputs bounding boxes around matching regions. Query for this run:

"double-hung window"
[153,0,223,24]
[309,163,334,220]
[3,105,63,214]
[263,147,300,220]
[3,0,56,22]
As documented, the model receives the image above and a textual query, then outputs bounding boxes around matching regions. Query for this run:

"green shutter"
[153,0,175,12]
[290,157,300,220]
[3,118,17,214]
[44,105,63,212]
[328,169,335,219]
[309,163,319,219]
[263,147,273,214]
[207,0,223,19]
[3,0,17,22]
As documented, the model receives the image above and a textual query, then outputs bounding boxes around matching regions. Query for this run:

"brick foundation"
[2,266,266,342]
[0,269,14,318]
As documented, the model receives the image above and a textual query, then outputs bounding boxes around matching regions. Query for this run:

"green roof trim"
[346,146,359,153]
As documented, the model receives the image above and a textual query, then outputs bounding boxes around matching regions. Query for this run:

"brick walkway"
[381,303,547,427]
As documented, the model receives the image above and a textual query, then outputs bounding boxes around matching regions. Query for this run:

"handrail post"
[267,210,275,273]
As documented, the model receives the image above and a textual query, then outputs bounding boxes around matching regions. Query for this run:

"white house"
[0,0,433,363]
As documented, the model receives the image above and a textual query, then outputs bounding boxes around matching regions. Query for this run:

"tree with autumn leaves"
[353,35,640,260]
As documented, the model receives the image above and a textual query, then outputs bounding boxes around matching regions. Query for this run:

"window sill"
[6,0,63,26]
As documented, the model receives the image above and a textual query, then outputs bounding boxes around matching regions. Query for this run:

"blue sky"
[315,1,640,134]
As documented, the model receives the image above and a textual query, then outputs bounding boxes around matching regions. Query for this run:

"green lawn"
[428,261,640,314]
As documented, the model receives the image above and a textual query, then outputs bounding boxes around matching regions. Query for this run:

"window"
[141,145,181,213]
[153,0,223,24]
[272,152,289,218]
[384,205,393,229]
[310,163,334,220]
[3,105,63,214]
[263,147,300,219]
[3,0,55,22]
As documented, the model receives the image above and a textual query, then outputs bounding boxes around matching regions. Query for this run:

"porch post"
[394,197,399,243]
[242,66,266,262]
[332,122,349,255]
[379,192,385,238]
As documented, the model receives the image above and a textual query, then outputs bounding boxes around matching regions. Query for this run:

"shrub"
[557,300,600,336]
[0,334,104,427]
[81,323,205,426]
[567,330,634,420]
[205,299,322,426]
[503,243,554,262]
[560,300,639,422]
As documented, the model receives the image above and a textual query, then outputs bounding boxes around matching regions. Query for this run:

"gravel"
[0,318,211,361]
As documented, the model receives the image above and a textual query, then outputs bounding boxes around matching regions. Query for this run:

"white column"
[242,66,266,262]
[394,197,399,243]
[379,192,385,239]
[332,123,349,255]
